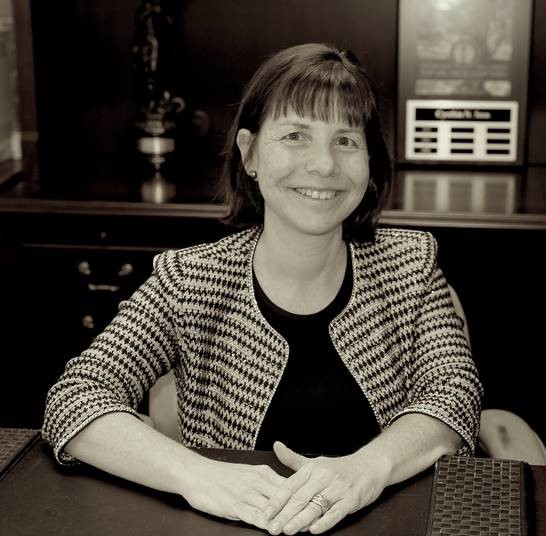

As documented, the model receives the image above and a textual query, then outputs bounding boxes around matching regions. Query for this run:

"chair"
[143,286,546,465]
[447,285,546,465]
[478,408,546,465]
[147,371,179,441]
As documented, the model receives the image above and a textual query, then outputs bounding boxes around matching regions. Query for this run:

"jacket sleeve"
[42,250,182,465]
[392,234,483,455]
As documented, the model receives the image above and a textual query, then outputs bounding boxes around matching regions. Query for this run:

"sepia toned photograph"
[0,1,545,534]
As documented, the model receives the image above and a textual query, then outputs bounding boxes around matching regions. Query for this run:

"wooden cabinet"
[0,207,229,427]
[17,245,156,346]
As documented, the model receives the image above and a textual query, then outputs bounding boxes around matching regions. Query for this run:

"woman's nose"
[304,144,340,177]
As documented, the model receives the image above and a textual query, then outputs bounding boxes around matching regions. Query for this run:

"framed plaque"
[397,0,533,165]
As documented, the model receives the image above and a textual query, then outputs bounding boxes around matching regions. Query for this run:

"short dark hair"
[221,43,392,242]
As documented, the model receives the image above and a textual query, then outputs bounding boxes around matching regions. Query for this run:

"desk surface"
[0,439,545,536]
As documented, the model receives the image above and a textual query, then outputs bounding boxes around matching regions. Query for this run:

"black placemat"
[0,428,40,479]
[427,456,530,536]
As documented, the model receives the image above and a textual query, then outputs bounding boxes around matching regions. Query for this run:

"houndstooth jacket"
[43,226,483,464]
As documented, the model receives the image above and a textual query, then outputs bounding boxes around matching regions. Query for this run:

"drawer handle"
[118,263,134,277]
[87,283,120,292]
[78,261,91,275]
[82,315,95,329]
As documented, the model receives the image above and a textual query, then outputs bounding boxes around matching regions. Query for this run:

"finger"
[235,502,271,530]
[271,480,345,535]
[273,441,308,471]
[242,490,270,511]
[267,466,336,526]
[280,501,323,536]
[308,499,351,534]
[255,463,287,487]
[266,482,324,534]
[263,468,310,519]
[254,478,285,500]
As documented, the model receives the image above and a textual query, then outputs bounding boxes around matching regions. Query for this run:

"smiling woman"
[43,43,482,536]
[222,43,392,244]
[236,112,370,248]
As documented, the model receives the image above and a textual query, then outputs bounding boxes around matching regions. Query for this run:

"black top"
[254,251,380,456]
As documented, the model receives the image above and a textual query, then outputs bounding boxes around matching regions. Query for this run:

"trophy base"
[140,172,176,204]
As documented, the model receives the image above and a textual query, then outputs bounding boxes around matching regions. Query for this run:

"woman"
[43,43,482,535]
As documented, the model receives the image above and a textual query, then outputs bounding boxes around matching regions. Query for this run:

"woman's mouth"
[294,188,338,200]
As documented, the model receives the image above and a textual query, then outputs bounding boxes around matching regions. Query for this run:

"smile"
[294,188,339,200]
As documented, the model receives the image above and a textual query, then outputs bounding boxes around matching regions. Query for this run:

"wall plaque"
[397,0,533,165]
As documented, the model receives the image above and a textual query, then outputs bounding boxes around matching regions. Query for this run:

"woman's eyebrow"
[336,127,364,135]
[273,121,364,138]
[275,121,312,130]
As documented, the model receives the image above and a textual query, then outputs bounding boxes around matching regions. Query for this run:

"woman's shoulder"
[354,227,436,251]
[350,227,439,271]
[153,226,259,271]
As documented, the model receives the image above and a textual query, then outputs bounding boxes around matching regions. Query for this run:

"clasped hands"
[184,440,387,534]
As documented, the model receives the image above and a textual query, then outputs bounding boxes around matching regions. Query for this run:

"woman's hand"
[263,441,389,535]
[181,455,287,530]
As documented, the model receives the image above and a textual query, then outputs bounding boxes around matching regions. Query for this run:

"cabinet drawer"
[20,245,159,335]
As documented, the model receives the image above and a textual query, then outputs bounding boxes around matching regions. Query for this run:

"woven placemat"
[0,428,40,479]
[427,456,529,536]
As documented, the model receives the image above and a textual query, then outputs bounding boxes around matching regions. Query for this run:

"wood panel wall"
[17,0,546,184]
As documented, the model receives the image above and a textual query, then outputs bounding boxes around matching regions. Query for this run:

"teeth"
[295,188,337,200]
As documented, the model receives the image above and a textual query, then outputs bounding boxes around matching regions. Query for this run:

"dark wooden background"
[5,0,546,442]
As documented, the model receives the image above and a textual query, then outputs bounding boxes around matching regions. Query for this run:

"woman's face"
[237,110,370,240]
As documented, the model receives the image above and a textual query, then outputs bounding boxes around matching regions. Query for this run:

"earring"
[248,170,258,181]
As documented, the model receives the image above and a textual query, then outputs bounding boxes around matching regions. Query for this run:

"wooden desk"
[535,466,546,536]
[0,437,545,536]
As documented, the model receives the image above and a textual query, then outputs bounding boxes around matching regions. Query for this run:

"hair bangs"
[267,63,374,128]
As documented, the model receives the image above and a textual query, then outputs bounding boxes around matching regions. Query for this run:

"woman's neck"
[253,224,348,314]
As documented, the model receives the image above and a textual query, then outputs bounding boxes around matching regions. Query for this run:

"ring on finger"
[309,493,332,516]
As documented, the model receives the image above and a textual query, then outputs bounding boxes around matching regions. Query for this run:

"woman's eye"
[283,132,303,142]
[337,136,357,148]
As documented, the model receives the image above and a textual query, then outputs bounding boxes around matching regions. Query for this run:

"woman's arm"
[262,413,460,535]
[64,412,200,495]
[43,251,181,465]
[353,412,462,488]
[65,411,285,530]
[44,250,286,529]
[394,261,483,455]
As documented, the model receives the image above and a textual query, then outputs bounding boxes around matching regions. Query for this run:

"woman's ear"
[236,129,255,172]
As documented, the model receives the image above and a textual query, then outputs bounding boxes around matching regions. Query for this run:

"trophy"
[132,0,184,203]
[136,92,184,203]
[138,135,176,204]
